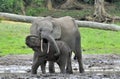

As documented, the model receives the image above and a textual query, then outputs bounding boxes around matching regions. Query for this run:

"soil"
[0,54,120,79]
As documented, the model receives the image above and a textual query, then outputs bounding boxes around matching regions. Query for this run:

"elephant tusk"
[41,39,44,52]
[47,42,50,53]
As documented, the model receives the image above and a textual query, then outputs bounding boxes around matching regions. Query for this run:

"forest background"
[0,0,120,19]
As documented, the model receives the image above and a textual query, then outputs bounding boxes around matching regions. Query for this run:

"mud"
[0,54,120,79]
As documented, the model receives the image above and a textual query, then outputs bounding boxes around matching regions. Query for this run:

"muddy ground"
[0,54,120,79]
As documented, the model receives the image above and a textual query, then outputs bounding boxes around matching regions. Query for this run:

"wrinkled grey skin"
[26,35,72,74]
[30,16,84,73]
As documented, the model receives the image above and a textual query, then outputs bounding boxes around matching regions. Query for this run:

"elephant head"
[26,34,60,56]
[29,17,61,56]
[26,35,40,48]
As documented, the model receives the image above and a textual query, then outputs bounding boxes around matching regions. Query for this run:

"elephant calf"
[26,35,73,74]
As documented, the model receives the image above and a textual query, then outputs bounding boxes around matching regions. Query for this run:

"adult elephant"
[30,16,84,73]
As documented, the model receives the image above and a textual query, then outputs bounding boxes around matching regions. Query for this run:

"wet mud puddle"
[0,54,120,79]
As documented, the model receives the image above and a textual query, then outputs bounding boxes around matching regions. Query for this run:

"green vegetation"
[0,21,120,56]
[0,21,32,56]
[0,0,46,15]
[0,0,120,17]
[80,28,120,54]
[39,9,93,19]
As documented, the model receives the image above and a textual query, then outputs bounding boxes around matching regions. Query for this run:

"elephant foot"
[66,69,73,74]
[79,68,84,73]
[42,71,46,74]
[66,70,73,74]
[30,74,38,77]
[31,70,37,75]
[49,69,55,73]
[49,71,55,73]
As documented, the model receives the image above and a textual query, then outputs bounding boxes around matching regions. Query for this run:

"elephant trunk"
[41,33,60,56]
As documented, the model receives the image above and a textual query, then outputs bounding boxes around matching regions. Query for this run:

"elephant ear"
[51,21,61,39]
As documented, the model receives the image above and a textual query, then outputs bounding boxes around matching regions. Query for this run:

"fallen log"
[0,12,43,22]
[75,20,120,31]
[0,12,120,31]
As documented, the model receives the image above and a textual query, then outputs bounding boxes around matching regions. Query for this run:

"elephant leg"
[33,52,37,63]
[57,58,67,74]
[66,52,73,74]
[41,61,47,74]
[57,63,66,73]
[49,61,55,73]
[31,57,40,74]
[75,36,84,73]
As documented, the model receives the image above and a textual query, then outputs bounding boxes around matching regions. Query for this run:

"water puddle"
[0,60,120,74]
[0,54,120,78]
[0,65,30,73]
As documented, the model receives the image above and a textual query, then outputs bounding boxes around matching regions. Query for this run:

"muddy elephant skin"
[26,35,72,74]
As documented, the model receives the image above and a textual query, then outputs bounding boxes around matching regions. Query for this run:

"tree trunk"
[0,12,120,31]
[46,0,54,10]
[20,0,26,15]
[93,0,113,22]
[60,0,82,9]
